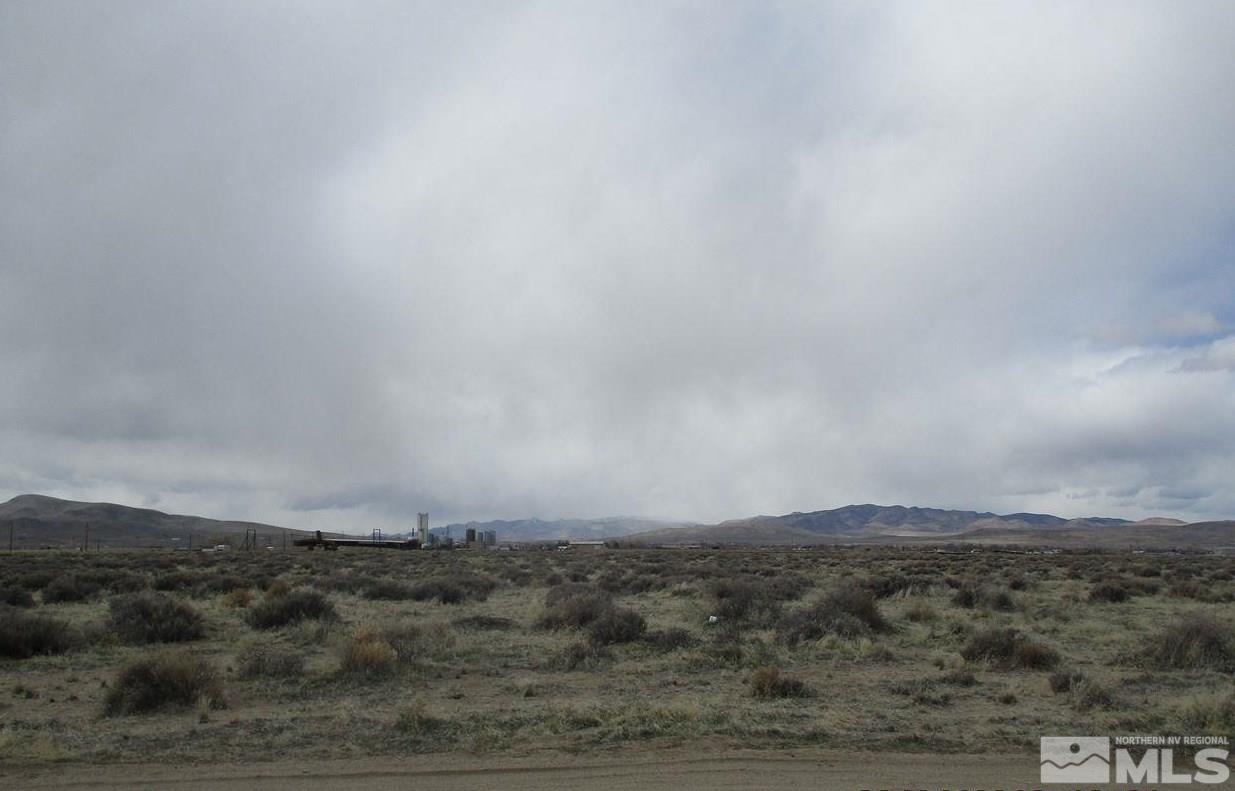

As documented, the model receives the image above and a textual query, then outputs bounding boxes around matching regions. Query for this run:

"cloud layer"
[3,1,1234,530]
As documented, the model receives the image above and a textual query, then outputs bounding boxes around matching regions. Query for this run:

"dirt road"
[6,748,1205,791]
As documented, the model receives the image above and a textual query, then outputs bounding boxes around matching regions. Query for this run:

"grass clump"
[904,600,938,622]
[748,666,812,699]
[0,606,78,658]
[960,627,1060,670]
[247,589,335,630]
[554,640,610,671]
[889,679,952,706]
[396,700,451,740]
[1150,613,1235,671]
[1179,691,1235,735]
[236,642,304,678]
[1048,668,1087,693]
[108,592,204,644]
[939,667,978,686]
[103,652,225,716]
[1049,667,1113,708]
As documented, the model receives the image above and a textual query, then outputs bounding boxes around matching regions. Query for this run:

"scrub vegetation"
[1,545,1233,764]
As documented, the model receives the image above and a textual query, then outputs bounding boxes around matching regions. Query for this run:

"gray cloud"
[3,1,1234,530]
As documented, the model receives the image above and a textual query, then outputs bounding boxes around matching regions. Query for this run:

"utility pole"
[83,523,89,553]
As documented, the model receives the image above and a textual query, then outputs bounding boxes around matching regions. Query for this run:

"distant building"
[417,513,429,545]
[566,540,607,552]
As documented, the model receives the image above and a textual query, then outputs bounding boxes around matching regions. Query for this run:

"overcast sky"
[2,1,1234,531]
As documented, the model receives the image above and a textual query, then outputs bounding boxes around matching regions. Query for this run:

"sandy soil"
[6,747,1212,791]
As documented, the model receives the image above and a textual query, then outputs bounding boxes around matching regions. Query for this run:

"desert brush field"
[1,545,1233,777]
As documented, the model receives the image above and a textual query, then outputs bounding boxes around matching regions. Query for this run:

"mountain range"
[1,494,1231,551]
[620,503,1234,550]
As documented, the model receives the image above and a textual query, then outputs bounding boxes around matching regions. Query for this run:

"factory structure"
[418,515,498,549]
[294,512,497,551]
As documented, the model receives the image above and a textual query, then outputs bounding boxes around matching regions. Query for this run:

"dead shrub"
[452,614,516,631]
[107,592,204,644]
[103,652,225,716]
[778,587,889,645]
[1150,613,1235,671]
[339,625,397,676]
[644,627,695,651]
[538,586,614,630]
[362,578,415,601]
[587,607,646,645]
[0,606,78,658]
[952,582,1014,611]
[247,589,335,630]
[409,574,496,604]
[1089,582,1130,603]
[41,574,100,603]
[960,627,1060,670]
[0,587,35,608]
[222,588,254,609]
[704,577,787,622]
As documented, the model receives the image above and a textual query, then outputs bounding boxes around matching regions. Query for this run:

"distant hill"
[3,494,1230,552]
[626,504,1108,544]
[625,503,1235,551]
[0,494,314,549]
